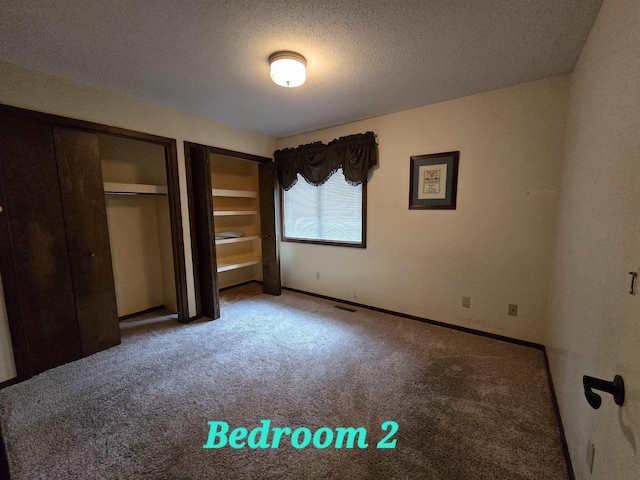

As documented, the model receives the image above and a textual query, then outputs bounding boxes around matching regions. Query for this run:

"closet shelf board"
[215,235,260,245]
[212,189,258,198]
[217,255,261,273]
[213,210,259,216]
[103,182,168,195]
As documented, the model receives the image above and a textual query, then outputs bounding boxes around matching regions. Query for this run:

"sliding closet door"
[259,162,281,295]
[188,145,220,319]
[0,116,81,377]
[53,128,120,355]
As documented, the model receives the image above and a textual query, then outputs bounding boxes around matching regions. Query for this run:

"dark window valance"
[274,131,378,191]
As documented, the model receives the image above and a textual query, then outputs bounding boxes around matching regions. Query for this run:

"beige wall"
[277,76,569,344]
[0,61,276,382]
[105,195,167,317]
[546,0,640,478]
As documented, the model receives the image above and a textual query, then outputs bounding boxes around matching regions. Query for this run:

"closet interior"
[187,143,281,321]
[99,134,177,319]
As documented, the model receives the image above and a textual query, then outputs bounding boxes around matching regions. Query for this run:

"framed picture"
[409,151,459,210]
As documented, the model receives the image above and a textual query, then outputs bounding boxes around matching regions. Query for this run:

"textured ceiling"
[0,0,602,138]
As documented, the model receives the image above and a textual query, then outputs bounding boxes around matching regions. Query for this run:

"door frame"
[0,104,189,380]
[184,142,276,320]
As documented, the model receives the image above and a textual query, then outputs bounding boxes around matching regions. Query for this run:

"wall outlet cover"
[508,304,518,316]
[462,296,471,308]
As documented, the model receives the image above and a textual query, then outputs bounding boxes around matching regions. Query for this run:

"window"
[282,169,365,247]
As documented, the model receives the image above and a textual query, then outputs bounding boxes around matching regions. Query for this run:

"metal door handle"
[89,252,96,258]
[583,375,625,409]
[629,272,637,295]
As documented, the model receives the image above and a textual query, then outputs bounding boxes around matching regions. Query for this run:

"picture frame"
[409,151,459,210]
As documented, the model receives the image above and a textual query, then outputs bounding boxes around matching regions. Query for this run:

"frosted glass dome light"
[269,51,306,88]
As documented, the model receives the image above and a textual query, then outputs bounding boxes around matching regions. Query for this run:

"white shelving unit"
[211,155,263,287]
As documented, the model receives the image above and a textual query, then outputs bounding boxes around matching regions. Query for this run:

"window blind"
[283,170,362,244]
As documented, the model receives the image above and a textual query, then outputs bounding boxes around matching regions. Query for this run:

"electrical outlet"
[586,439,595,473]
[508,304,518,316]
[462,296,471,308]
[315,272,320,280]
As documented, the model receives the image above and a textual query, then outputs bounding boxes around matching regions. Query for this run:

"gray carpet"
[0,291,568,479]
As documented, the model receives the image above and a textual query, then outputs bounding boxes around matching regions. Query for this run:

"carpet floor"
[0,291,568,479]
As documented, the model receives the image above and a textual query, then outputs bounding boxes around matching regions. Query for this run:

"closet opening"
[99,134,182,323]
[185,143,281,320]
[0,104,189,381]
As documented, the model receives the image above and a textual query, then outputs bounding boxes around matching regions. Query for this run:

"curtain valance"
[274,131,378,190]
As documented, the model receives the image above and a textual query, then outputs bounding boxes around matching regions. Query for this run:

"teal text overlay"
[203,420,398,449]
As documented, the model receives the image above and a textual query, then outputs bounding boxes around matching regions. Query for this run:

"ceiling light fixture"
[269,51,306,88]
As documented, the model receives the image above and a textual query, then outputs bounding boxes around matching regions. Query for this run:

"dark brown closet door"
[53,128,120,356]
[0,116,82,377]
[188,146,220,319]
[259,162,281,295]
